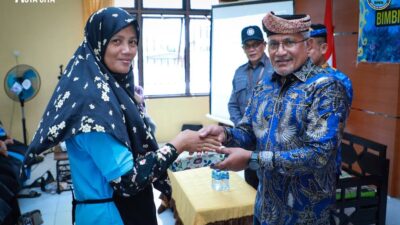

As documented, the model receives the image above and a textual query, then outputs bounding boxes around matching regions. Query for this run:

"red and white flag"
[324,0,336,68]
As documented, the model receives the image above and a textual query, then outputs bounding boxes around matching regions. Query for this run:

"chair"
[53,144,72,194]
[334,132,390,225]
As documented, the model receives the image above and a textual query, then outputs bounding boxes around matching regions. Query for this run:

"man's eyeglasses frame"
[267,38,308,52]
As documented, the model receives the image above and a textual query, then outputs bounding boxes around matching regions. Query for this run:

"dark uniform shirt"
[228,54,274,125]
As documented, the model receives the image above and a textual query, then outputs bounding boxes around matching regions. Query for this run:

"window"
[142,17,185,95]
[190,0,218,9]
[116,0,214,97]
[114,0,134,8]
[189,17,211,93]
[143,0,182,9]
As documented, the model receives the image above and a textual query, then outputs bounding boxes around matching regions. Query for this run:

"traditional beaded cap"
[262,12,311,36]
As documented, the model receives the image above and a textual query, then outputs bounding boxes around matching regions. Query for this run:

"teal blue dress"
[66,132,132,225]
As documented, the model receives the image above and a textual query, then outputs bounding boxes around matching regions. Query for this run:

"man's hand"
[0,140,8,157]
[169,129,222,154]
[4,138,13,145]
[0,138,13,157]
[198,125,226,143]
[212,147,251,171]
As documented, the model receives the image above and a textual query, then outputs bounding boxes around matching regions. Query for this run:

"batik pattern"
[225,59,351,225]
[111,144,177,197]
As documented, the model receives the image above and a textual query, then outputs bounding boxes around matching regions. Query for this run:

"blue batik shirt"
[322,63,353,174]
[225,59,352,225]
[228,54,274,125]
[321,62,353,104]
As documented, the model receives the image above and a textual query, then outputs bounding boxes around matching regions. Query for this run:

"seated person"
[0,121,28,225]
[0,122,13,157]
[0,121,29,160]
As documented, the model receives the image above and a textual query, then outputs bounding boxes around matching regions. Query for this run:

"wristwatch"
[248,151,260,170]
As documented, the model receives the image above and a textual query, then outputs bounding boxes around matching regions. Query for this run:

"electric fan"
[4,64,41,144]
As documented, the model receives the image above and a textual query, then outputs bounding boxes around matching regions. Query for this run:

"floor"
[17,152,400,225]
[18,187,175,225]
[17,152,175,225]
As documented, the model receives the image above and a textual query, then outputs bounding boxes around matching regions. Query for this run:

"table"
[168,167,256,225]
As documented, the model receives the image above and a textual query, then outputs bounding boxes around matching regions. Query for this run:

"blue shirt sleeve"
[73,132,133,182]
[228,68,246,125]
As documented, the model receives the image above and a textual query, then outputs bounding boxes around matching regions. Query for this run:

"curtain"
[82,0,114,25]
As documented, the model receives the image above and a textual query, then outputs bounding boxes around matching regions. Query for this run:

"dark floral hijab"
[28,7,158,157]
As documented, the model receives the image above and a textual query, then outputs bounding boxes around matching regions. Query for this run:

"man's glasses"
[268,38,308,51]
[242,41,264,50]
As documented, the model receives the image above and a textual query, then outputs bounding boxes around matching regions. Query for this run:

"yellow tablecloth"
[168,167,256,225]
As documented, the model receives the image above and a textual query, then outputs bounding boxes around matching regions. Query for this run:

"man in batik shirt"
[200,12,352,225]
[309,24,353,176]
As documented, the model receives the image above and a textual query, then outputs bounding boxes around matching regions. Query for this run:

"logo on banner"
[367,0,391,10]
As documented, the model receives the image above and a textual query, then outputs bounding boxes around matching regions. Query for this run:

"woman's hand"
[169,129,222,154]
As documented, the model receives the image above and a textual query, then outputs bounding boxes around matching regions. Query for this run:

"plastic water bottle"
[211,169,222,191]
[221,171,230,191]
[211,169,218,191]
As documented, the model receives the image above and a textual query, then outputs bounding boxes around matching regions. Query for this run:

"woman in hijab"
[28,7,220,225]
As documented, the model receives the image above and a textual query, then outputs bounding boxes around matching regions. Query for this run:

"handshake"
[169,124,226,154]
[169,125,252,172]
